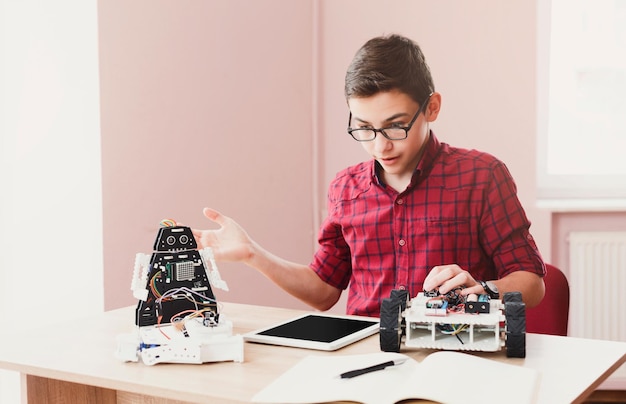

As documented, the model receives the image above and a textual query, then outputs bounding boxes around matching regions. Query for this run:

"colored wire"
[160,219,177,227]
[157,287,219,306]
[448,303,466,314]
[437,324,469,335]
[156,315,171,340]
[150,271,162,298]
[170,308,218,331]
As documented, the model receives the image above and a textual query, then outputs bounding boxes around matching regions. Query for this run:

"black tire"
[503,291,522,303]
[379,298,402,352]
[390,289,410,311]
[505,300,526,358]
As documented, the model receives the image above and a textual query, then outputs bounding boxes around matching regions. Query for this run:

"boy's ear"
[425,92,442,122]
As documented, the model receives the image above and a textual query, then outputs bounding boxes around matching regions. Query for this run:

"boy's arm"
[193,207,341,311]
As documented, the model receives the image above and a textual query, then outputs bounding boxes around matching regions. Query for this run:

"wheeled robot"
[379,288,526,358]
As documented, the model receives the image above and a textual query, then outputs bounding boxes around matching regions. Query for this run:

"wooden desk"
[0,303,624,404]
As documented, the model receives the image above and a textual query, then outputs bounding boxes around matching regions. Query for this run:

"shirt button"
[396,199,404,205]
[398,239,406,246]
[398,285,406,290]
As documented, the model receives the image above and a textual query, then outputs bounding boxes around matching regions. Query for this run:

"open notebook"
[253,351,540,404]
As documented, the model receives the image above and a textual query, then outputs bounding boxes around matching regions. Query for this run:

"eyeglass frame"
[347,92,434,142]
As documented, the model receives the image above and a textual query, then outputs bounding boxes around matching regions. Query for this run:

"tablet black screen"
[257,314,377,343]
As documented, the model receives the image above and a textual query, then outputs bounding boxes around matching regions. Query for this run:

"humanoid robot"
[133,219,224,327]
[116,219,243,365]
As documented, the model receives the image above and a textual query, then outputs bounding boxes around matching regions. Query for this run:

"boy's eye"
[387,122,406,129]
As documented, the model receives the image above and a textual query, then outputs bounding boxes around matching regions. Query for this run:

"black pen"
[339,358,408,379]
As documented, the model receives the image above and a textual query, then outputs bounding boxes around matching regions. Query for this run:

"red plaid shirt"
[311,132,545,317]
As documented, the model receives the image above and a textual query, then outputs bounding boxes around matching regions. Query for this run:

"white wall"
[0,0,103,401]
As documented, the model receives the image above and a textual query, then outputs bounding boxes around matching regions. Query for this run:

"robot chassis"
[379,288,526,358]
[116,220,244,365]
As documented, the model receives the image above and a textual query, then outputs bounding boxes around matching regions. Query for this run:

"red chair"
[526,263,570,336]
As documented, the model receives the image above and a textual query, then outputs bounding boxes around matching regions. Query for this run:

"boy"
[193,34,545,317]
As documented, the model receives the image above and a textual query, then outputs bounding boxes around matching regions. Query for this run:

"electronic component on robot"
[116,219,244,365]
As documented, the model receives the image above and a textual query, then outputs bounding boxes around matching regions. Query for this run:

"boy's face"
[348,90,439,184]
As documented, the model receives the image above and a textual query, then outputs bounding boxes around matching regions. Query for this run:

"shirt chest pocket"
[408,219,482,270]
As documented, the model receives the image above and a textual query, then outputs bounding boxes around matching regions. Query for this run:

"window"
[538,0,626,202]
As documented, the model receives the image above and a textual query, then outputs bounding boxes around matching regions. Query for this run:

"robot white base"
[116,318,244,365]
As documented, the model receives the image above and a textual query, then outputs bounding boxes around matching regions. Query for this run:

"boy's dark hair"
[345,34,435,105]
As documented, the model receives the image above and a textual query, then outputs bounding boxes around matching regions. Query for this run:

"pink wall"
[99,1,554,312]
[317,1,550,257]
[99,0,315,311]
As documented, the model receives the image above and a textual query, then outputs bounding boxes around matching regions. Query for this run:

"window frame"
[536,0,626,204]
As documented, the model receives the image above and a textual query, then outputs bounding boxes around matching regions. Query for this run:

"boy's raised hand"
[192,208,255,263]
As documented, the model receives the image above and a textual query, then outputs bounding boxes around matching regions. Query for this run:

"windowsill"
[536,198,626,212]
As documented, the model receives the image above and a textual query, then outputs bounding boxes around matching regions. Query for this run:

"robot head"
[153,224,197,252]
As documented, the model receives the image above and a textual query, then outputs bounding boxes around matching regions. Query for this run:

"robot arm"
[200,247,229,291]
[131,253,151,301]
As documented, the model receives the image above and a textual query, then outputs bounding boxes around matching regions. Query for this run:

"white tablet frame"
[243,313,380,351]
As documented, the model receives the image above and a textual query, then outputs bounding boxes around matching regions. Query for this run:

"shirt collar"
[371,130,443,188]
[415,130,442,175]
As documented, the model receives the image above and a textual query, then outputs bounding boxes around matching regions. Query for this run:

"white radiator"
[568,231,626,341]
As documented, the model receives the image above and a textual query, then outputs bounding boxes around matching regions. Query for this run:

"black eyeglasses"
[347,93,433,142]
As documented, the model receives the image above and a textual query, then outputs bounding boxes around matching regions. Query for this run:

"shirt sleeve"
[309,216,352,290]
[479,160,546,278]
[309,183,354,290]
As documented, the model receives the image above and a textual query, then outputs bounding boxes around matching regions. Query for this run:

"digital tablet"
[244,313,379,351]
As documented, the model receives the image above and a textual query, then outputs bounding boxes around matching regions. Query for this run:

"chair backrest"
[525,263,570,336]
